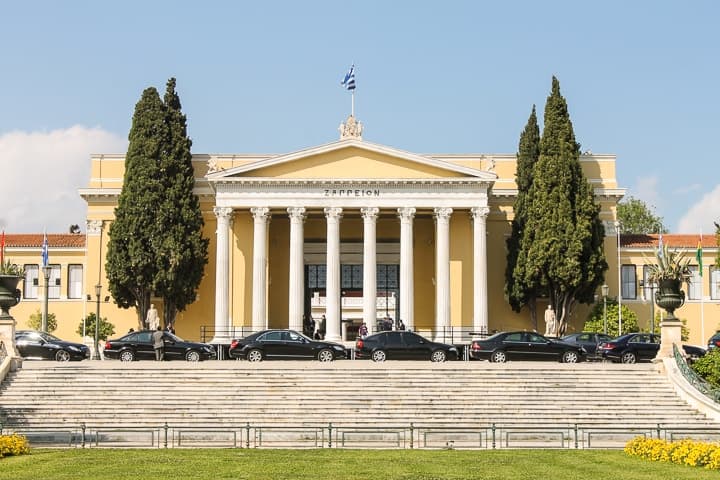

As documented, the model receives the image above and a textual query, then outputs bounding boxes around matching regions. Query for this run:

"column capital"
[433,207,453,220]
[86,219,104,236]
[361,207,380,221]
[251,207,271,222]
[324,206,343,220]
[470,206,490,220]
[397,207,416,221]
[287,207,306,221]
[213,206,234,220]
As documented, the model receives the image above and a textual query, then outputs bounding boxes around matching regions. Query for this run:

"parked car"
[103,330,216,362]
[598,333,707,364]
[708,331,720,350]
[470,331,587,363]
[229,329,346,362]
[15,330,90,362]
[354,331,458,362]
[561,332,614,358]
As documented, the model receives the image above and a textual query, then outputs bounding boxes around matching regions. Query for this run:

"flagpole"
[351,91,355,117]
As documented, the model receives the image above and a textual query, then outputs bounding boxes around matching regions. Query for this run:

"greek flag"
[341,65,356,90]
[41,232,49,267]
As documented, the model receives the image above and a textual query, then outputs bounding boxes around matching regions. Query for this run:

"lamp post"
[601,284,609,335]
[649,281,656,335]
[93,283,101,360]
[41,265,50,332]
[615,221,622,335]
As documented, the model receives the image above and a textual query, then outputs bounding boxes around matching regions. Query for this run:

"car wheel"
[55,350,71,362]
[185,350,201,362]
[317,349,334,362]
[430,350,447,362]
[246,349,263,362]
[562,351,579,363]
[371,350,387,362]
[119,350,135,362]
[490,350,507,363]
[621,351,637,364]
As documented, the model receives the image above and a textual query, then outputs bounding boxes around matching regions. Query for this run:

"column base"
[656,316,683,360]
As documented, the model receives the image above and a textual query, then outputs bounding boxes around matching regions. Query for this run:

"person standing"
[358,322,368,338]
[152,326,165,361]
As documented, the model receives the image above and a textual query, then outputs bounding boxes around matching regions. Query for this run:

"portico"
[207,138,496,343]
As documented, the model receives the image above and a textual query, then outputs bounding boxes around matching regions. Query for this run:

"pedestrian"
[358,322,368,338]
[398,319,406,331]
[127,328,135,334]
[165,322,175,335]
[152,326,164,361]
[318,315,326,340]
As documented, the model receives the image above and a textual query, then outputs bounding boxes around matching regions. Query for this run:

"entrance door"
[377,264,399,327]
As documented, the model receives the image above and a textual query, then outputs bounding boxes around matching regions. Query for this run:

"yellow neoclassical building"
[6,118,650,346]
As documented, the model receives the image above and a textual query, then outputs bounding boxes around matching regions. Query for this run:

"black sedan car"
[229,329,346,362]
[598,333,707,364]
[103,330,216,362]
[470,331,586,363]
[561,332,614,358]
[15,330,90,362]
[354,331,459,362]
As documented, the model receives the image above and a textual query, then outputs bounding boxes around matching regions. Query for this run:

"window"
[341,264,363,289]
[711,266,720,300]
[687,265,701,300]
[641,265,656,301]
[48,264,61,299]
[23,265,39,299]
[68,264,83,299]
[621,265,636,300]
[306,265,326,289]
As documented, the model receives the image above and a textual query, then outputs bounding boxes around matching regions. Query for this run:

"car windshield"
[38,332,62,342]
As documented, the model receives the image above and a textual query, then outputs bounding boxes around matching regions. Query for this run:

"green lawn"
[1,449,717,480]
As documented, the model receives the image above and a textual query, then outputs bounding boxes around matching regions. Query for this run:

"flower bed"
[625,436,720,470]
[0,434,30,458]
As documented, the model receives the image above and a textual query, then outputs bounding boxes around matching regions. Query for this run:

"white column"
[212,206,233,343]
[251,207,271,332]
[361,207,379,335]
[287,207,306,333]
[434,207,453,340]
[398,207,416,331]
[471,207,490,336]
[324,207,343,342]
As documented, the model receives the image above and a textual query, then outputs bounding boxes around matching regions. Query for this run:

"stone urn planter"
[0,273,23,368]
[649,246,691,360]
[0,274,22,316]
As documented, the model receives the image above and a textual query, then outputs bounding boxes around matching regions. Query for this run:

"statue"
[339,115,363,140]
[544,305,556,337]
[146,304,159,331]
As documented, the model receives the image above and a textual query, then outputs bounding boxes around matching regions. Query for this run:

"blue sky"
[1,0,718,233]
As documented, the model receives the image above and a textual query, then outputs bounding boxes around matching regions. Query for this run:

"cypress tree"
[153,78,209,327]
[106,87,168,329]
[522,77,607,335]
[505,106,541,329]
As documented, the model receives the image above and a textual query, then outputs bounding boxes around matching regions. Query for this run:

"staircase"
[1,360,718,448]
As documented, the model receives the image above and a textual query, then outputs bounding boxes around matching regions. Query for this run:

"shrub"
[27,309,58,333]
[0,434,30,458]
[584,299,638,337]
[691,349,720,389]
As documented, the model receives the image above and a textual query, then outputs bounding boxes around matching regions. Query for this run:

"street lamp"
[41,265,51,332]
[93,284,101,360]
[601,284,609,335]
[615,221,622,336]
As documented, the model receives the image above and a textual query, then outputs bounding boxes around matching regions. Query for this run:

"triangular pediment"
[207,139,496,181]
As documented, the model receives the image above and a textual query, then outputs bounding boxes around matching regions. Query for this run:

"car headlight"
[67,346,80,352]
[332,345,345,351]
[449,347,458,352]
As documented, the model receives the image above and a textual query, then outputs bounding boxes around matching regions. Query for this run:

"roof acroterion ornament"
[339,115,363,140]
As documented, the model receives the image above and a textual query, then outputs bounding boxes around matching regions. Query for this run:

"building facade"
[13,119,687,346]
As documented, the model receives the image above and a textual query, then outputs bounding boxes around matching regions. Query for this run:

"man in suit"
[152,326,165,361]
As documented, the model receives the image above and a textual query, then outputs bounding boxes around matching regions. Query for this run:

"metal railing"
[3,422,719,450]
[673,344,720,404]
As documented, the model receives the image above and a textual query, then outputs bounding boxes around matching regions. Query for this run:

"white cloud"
[0,126,126,233]
[677,184,720,234]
